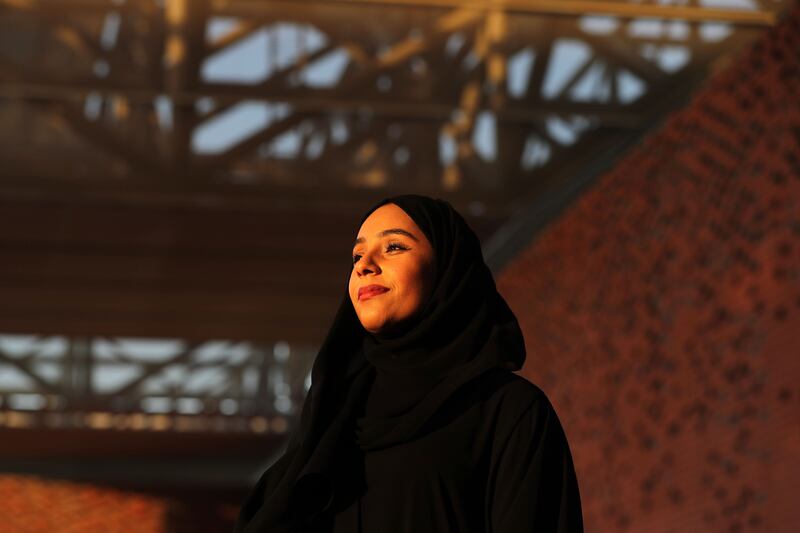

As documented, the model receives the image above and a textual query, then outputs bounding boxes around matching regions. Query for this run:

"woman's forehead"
[358,203,417,234]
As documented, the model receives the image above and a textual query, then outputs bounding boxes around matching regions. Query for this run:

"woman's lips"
[359,286,389,300]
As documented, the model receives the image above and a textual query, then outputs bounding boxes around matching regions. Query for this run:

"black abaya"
[328,369,582,532]
[233,195,583,532]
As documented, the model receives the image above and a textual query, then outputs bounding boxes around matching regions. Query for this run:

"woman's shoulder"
[474,369,555,435]
[492,369,547,399]
[471,370,577,475]
[480,368,549,408]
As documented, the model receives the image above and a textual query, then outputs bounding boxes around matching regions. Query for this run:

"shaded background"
[0,0,797,531]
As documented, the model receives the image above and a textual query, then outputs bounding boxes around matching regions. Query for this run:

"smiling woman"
[348,203,436,337]
[233,194,583,533]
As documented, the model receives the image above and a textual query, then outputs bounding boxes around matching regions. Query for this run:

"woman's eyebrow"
[353,228,419,247]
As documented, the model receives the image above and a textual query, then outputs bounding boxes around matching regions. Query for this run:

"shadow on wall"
[163,496,239,533]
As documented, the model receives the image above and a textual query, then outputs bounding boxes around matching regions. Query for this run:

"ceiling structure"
[0,0,785,338]
[0,1,780,204]
[0,0,790,487]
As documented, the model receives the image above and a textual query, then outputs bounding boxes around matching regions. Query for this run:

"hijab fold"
[234,194,526,533]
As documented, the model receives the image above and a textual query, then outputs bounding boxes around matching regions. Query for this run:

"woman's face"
[349,203,436,336]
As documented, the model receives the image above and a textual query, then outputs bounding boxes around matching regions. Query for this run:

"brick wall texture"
[497,4,800,532]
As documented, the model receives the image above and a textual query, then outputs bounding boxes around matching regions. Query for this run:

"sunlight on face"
[349,203,436,336]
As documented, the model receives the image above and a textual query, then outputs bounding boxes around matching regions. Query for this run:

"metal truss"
[0,333,315,434]
[0,0,783,204]
[0,0,787,436]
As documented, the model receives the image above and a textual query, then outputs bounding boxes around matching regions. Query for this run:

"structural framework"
[0,0,787,486]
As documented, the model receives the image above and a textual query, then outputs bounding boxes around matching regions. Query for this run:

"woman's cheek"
[348,276,358,305]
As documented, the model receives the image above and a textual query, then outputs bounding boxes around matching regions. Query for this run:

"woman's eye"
[386,242,408,252]
[352,242,408,265]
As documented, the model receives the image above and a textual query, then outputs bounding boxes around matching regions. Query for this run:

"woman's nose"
[356,254,380,276]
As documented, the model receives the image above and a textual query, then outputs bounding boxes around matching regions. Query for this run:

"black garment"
[233,195,583,533]
[329,369,582,532]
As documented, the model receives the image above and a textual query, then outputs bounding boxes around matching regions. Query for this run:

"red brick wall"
[0,475,168,532]
[0,474,240,532]
[497,5,800,532]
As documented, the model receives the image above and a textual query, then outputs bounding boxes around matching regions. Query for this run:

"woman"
[234,194,583,532]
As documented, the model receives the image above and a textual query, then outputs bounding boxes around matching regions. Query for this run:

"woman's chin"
[365,323,389,335]
[363,320,398,337]
[358,315,388,335]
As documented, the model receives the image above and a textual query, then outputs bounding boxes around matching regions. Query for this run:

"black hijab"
[233,194,526,533]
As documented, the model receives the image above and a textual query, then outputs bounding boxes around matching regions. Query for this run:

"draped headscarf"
[233,194,526,532]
